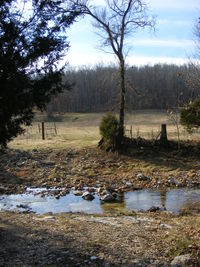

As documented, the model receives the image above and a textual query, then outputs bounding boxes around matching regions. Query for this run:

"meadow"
[9,110,200,150]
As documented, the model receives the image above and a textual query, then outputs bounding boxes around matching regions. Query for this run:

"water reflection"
[101,194,126,213]
[0,192,103,214]
[160,189,167,210]
[0,188,200,215]
[126,190,162,211]
[125,189,200,214]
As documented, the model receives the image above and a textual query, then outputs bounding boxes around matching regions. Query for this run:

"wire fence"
[15,121,200,144]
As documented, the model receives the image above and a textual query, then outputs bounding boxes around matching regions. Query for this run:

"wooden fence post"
[160,124,168,144]
[130,125,133,138]
[42,122,45,140]
[54,123,57,135]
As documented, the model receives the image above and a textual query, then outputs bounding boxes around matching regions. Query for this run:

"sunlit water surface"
[0,188,200,215]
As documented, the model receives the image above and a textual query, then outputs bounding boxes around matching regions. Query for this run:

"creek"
[0,187,200,214]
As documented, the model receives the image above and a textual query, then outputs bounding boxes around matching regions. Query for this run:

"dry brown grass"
[9,110,200,150]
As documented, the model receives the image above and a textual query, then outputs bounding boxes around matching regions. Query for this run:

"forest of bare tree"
[47,63,199,113]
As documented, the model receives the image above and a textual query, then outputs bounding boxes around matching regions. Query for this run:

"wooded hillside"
[47,64,199,113]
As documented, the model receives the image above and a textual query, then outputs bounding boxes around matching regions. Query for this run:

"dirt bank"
[0,146,200,195]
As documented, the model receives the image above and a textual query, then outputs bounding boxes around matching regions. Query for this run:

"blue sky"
[67,0,199,67]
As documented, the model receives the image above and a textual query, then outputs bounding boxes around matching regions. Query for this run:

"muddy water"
[0,188,200,215]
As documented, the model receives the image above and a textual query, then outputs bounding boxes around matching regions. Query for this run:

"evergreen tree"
[0,0,79,147]
[180,97,200,132]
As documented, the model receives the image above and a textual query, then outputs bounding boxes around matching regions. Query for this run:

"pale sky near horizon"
[66,0,199,67]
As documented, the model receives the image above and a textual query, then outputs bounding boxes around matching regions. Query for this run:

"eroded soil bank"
[0,146,200,266]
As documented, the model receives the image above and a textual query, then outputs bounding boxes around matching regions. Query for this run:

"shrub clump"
[180,97,200,132]
[99,113,119,149]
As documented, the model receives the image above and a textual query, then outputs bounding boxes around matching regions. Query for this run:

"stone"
[88,187,95,193]
[63,189,70,195]
[147,206,160,212]
[82,191,94,201]
[100,193,115,202]
[101,189,112,195]
[112,192,123,202]
[168,177,182,187]
[171,254,191,266]
[53,177,61,182]
[0,186,5,194]
[36,216,56,221]
[96,187,104,194]
[125,181,132,187]
[16,204,29,209]
[168,177,175,184]
[42,160,56,166]
[136,173,151,182]
[90,256,97,261]
[74,190,83,196]
[175,181,182,187]
[187,180,195,188]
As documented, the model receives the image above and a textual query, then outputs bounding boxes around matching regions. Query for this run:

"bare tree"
[185,18,200,96]
[72,0,155,144]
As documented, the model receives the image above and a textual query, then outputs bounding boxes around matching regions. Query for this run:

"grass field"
[9,110,200,150]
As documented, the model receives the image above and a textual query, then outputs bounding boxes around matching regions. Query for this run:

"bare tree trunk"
[118,58,125,144]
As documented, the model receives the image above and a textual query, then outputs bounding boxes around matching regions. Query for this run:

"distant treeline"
[47,64,199,113]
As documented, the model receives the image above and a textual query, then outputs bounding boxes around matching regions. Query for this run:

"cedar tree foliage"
[180,18,200,133]
[99,113,119,148]
[180,97,200,132]
[0,0,79,147]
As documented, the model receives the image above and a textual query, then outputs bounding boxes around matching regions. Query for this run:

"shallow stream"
[0,188,200,215]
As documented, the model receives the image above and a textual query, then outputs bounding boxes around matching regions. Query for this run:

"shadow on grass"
[119,138,200,171]
[0,213,157,267]
[0,215,106,267]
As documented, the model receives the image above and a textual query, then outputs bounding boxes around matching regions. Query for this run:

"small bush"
[99,113,119,148]
[180,97,200,132]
